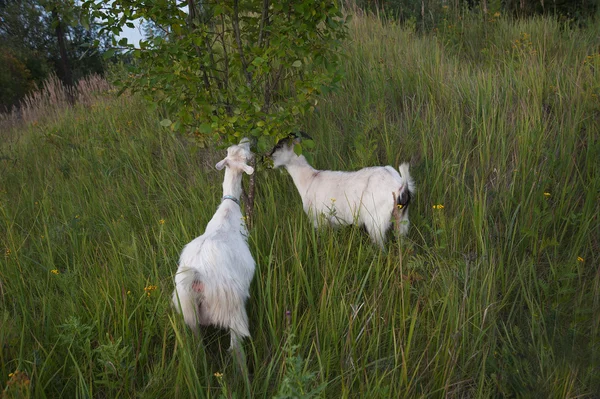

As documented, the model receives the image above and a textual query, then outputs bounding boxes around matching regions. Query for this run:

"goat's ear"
[242,164,254,175]
[215,158,228,170]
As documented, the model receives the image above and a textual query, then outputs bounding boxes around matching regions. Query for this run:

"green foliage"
[0,52,35,111]
[273,335,325,399]
[351,0,598,29]
[0,0,113,109]
[84,0,348,154]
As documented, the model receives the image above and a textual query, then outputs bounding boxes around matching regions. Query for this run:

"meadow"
[1,12,599,398]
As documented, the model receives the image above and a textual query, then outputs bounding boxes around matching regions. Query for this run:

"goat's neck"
[285,156,318,195]
[222,168,243,200]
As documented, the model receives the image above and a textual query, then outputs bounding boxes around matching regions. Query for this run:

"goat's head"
[270,132,312,168]
[215,138,254,175]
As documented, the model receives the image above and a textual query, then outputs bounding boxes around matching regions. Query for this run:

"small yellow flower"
[397,204,404,209]
[75,215,80,219]
[432,204,444,209]
[51,269,59,275]
[544,192,551,197]
[35,201,38,205]
[144,285,158,296]
[214,372,223,378]
[442,5,448,9]
[159,219,165,225]
[577,257,584,262]
[330,198,336,203]
[8,373,14,378]
[5,248,11,256]
[127,290,131,295]
[493,11,500,17]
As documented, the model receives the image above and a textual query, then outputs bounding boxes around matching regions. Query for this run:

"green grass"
[1,13,599,398]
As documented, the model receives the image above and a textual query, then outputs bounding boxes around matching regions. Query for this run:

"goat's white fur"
[271,138,415,247]
[172,139,255,350]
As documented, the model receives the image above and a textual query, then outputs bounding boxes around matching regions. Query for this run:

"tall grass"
[0,74,111,137]
[1,13,599,398]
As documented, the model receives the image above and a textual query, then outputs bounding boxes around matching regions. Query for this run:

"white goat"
[172,139,255,351]
[270,136,415,247]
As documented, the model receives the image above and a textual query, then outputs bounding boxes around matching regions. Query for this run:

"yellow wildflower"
[127,290,131,295]
[214,372,223,378]
[494,11,500,17]
[577,257,584,262]
[159,219,165,225]
[543,192,551,197]
[51,269,59,275]
[144,285,158,296]
[432,204,444,210]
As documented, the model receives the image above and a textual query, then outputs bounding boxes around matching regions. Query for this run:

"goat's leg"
[229,329,248,370]
[364,218,387,249]
[172,285,200,332]
[229,328,252,391]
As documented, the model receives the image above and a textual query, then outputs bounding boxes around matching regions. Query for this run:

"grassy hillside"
[1,14,599,398]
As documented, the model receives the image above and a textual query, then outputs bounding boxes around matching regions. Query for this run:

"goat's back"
[303,166,404,224]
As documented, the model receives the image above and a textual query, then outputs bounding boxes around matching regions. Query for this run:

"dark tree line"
[0,0,113,111]
[354,0,598,27]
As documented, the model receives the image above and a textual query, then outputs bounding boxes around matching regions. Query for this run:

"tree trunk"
[53,8,73,102]
[243,155,257,228]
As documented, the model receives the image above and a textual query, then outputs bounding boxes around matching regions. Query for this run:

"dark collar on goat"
[222,195,240,206]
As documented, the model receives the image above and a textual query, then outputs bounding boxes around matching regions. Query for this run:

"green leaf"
[293,143,303,156]
[303,139,315,149]
[160,119,172,127]
[102,48,116,59]
[292,60,303,68]
[198,124,213,134]
[81,15,90,30]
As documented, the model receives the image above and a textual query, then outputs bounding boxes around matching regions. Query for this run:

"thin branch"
[232,0,252,86]
[258,0,269,48]
[220,14,232,115]
[187,0,211,92]
[205,21,223,91]
[262,65,284,113]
